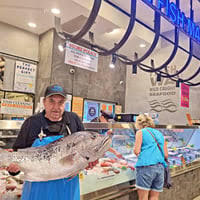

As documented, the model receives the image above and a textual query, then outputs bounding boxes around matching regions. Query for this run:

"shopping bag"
[164,160,172,189]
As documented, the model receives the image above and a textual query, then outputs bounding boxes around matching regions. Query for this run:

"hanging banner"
[181,83,190,108]
[72,96,83,118]
[0,99,33,116]
[64,41,98,72]
[14,61,37,93]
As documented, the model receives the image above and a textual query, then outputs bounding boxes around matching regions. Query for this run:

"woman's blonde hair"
[135,114,155,129]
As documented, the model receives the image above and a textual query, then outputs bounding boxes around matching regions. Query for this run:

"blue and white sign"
[83,101,99,122]
[143,0,200,43]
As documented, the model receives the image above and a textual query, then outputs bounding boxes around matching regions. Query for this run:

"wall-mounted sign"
[65,100,71,112]
[100,103,115,116]
[72,96,83,118]
[0,99,33,116]
[65,41,98,72]
[115,105,122,114]
[181,83,189,108]
[83,100,99,122]
[14,61,37,93]
[143,0,200,43]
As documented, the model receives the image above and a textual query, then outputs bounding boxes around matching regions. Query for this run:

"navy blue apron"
[21,135,80,200]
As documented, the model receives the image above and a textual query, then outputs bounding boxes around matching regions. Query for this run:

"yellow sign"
[115,105,122,114]
[72,96,83,118]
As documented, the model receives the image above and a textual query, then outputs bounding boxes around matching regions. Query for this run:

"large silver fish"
[0,131,111,182]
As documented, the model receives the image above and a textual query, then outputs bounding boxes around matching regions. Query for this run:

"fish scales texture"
[0,131,111,182]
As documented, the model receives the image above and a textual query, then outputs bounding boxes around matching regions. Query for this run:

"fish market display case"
[0,120,23,148]
[1,120,200,200]
[81,123,200,200]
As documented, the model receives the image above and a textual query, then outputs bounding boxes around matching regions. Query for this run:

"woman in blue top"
[134,114,168,200]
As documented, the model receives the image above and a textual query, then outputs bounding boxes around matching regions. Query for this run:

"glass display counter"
[0,120,200,199]
[0,120,23,148]
[81,123,200,199]
[80,122,136,196]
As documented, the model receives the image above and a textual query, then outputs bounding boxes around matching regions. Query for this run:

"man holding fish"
[7,84,100,200]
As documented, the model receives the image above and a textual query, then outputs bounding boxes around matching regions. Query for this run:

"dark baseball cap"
[44,85,67,98]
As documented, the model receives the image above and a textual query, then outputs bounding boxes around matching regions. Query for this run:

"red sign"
[181,83,189,108]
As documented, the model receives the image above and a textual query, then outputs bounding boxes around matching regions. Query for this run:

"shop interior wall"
[0,22,39,92]
[36,29,126,109]
[35,29,54,104]
[125,32,200,125]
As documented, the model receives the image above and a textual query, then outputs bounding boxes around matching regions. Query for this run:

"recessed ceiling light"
[109,63,115,69]
[51,8,61,15]
[106,28,121,35]
[139,43,146,48]
[28,22,37,28]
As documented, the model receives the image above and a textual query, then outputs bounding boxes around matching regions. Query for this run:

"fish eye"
[91,134,97,139]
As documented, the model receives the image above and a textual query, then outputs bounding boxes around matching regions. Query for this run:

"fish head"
[75,131,112,162]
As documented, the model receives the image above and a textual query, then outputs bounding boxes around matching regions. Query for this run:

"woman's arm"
[134,130,143,156]
[163,140,168,159]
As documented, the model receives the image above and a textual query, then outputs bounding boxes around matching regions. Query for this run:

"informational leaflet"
[0,99,33,116]
[14,61,37,93]
[65,41,98,72]
[115,105,122,114]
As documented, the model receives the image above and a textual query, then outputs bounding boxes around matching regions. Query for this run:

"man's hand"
[86,160,99,170]
[4,149,20,174]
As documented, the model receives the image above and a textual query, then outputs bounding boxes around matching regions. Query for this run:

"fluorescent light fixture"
[58,44,64,52]
[109,54,117,69]
[139,43,146,48]
[51,8,61,15]
[28,22,37,28]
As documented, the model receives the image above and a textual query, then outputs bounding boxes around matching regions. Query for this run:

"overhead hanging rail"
[123,11,161,66]
[55,0,102,42]
[54,0,200,86]
[138,0,180,73]
[70,0,102,42]
[98,0,136,56]
[159,6,194,78]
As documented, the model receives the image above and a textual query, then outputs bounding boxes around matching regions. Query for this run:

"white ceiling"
[0,0,200,58]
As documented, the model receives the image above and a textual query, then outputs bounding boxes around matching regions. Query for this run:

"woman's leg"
[137,189,149,200]
[149,190,160,200]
